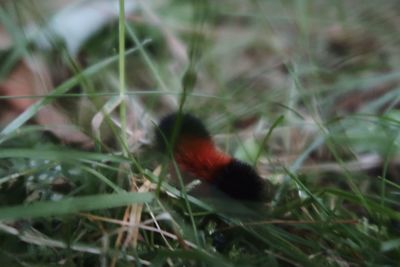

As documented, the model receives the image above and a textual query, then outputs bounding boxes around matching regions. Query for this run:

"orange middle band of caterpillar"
[156,112,269,201]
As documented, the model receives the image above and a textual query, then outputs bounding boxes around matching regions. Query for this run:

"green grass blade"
[0,192,153,221]
[0,148,125,163]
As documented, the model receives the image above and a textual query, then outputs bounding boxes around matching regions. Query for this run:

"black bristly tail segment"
[214,159,266,201]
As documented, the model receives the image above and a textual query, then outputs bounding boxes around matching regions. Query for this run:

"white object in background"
[32,0,137,55]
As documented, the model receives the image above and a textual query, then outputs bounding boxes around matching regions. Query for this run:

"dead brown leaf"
[0,25,12,50]
[0,56,93,148]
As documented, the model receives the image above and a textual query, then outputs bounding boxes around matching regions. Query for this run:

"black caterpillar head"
[156,112,210,152]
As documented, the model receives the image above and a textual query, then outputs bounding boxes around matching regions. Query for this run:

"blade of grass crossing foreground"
[0,148,125,163]
[0,192,153,221]
[118,0,129,157]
